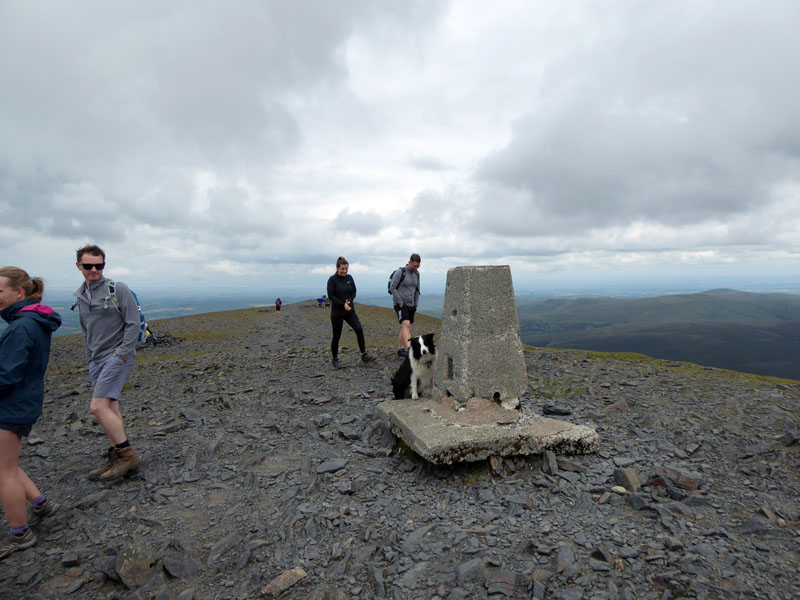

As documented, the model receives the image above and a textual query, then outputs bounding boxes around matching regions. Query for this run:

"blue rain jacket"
[0,299,62,424]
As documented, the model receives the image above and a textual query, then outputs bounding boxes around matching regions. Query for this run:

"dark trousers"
[330,311,366,357]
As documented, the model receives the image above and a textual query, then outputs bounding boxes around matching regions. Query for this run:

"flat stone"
[260,567,307,597]
[163,555,202,580]
[557,470,581,483]
[625,494,646,510]
[457,557,483,584]
[556,458,586,473]
[543,404,572,416]
[485,569,517,596]
[740,518,769,535]
[556,545,575,573]
[115,545,157,589]
[65,578,84,594]
[653,465,703,490]
[377,400,599,465]
[206,533,242,565]
[779,430,800,446]
[316,458,347,474]
[61,551,81,568]
[591,543,614,563]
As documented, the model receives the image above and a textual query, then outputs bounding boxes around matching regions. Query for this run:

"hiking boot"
[332,357,339,369]
[88,447,116,480]
[28,499,59,527]
[99,447,141,481]
[0,529,36,560]
[361,352,375,363]
[397,349,408,359]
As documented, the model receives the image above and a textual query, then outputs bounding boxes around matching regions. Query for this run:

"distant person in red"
[275,298,282,316]
[326,257,375,369]
[0,267,61,560]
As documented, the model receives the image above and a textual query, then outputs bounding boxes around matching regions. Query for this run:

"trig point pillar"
[435,265,527,408]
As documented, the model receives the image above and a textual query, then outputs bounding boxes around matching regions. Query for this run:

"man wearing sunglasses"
[73,245,141,481]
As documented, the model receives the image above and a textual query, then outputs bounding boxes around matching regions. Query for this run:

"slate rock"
[62,550,81,567]
[457,557,483,585]
[163,555,203,580]
[614,467,641,493]
[542,451,559,475]
[556,458,586,473]
[115,545,158,589]
[740,517,769,535]
[625,494,646,510]
[367,564,386,599]
[591,543,614,563]
[260,567,307,597]
[316,458,347,474]
[543,404,572,416]
[485,569,517,596]
[206,533,242,566]
[556,545,575,573]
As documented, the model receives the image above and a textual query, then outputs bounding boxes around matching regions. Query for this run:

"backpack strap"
[106,279,121,312]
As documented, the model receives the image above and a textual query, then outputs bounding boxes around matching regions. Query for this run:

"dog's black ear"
[423,333,435,343]
[409,337,421,352]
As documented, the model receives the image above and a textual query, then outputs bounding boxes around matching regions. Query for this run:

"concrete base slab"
[377,398,600,465]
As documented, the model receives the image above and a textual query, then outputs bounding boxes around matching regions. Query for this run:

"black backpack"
[387,268,406,294]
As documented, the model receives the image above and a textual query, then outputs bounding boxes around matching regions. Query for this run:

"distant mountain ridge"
[517,289,800,380]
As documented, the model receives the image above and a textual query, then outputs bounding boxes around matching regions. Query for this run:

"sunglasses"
[80,263,106,271]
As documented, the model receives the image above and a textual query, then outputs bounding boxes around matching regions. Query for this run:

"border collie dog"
[391,333,437,400]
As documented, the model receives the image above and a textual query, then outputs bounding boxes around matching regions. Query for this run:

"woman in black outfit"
[326,257,375,368]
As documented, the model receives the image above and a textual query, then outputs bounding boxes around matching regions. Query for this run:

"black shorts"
[0,422,33,437]
[396,305,416,324]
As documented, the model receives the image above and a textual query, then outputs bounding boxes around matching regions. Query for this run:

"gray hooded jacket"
[73,276,139,364]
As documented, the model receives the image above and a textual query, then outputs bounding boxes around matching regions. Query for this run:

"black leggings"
[330,311,366,357]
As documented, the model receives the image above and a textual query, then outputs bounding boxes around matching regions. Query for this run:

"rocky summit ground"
[2,301,799,600]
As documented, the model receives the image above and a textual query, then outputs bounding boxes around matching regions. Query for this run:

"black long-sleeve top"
[326,274,357,317]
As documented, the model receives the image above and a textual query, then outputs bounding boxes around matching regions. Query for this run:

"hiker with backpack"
[389,253,421,359]
[73,245,142,481]
[0,267,61,559]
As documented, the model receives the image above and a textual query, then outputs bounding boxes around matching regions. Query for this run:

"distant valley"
[518,289,800,380]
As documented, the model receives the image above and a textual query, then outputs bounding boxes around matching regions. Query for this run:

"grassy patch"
[586,350,655,362]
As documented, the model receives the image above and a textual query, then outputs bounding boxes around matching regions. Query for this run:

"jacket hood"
[1,299,62,332]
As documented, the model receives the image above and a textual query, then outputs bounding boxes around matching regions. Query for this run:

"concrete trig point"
[436,265,527,410]
[378,265,599,465]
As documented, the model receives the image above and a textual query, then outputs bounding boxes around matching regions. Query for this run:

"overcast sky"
[2,0,799,297]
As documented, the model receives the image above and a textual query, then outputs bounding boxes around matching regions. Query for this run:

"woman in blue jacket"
[0,267,61,559]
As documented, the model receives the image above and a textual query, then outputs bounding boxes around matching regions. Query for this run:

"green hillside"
[518,289,800,336]
[518,289,800,380]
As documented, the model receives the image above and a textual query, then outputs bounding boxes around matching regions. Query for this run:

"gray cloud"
[407,155,450,171]
[0,2,433,246]
[334,208,383,235]
[474,1,800,236]
[2,2,799,292]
